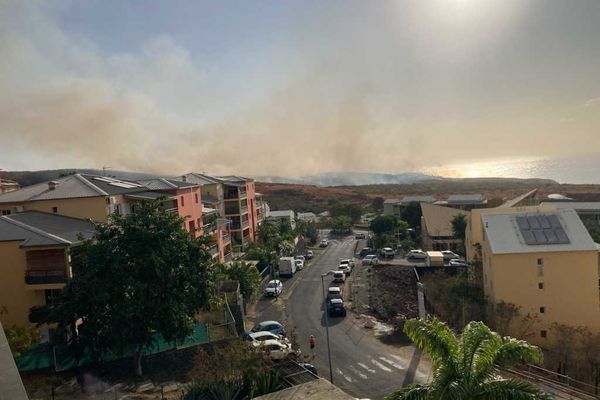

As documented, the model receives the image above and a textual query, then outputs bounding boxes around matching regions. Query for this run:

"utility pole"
[102,166,111,176]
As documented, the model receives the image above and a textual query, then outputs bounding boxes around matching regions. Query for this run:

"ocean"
[420,155,600,184]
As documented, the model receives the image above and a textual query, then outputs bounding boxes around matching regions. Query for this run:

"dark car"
[301,363,318,375]
[243,320,286,339]
[327,298,347,317]
[359,247,375,257]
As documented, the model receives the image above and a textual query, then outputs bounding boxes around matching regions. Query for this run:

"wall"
[201,183,224,216]
[12,197,109,222]
[0,242,47,328]
[245,181,257,241]
[483,244,600,344]
[175,186,203,238]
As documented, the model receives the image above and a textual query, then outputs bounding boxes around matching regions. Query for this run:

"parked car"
[327,298,347,317]
[340,258,355,268]
[319,239,329,247]
[327,286,343,300]
[295,255,306,262]
[332,270,346,283]
[339,263,351,276]
[359,247,375,257]
[380,247,395,259]
[245,331,286,343]
[295,259,304,271]
[355,232,366,239]
[253,339,297,361]
[264,280,283,297]
[305,250,314,259]
[407,249,427,260]
[362,254,379,265]
[448,259,468,267]
[300,363,318,375]
[244,321,286,339]
[441,250,460,261]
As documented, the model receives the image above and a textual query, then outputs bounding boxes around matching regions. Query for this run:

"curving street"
[251,232,431,399]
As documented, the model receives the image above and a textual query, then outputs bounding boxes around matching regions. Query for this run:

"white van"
[279,257,296,277]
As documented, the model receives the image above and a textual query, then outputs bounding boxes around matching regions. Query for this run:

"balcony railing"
[203,222,217,233]
[224,252,233,262]
[209,244,219,256]
[241,219,250,229]
[223,233,231,243]
[25,270,68,285]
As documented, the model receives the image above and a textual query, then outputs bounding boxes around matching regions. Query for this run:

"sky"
[1,0,599,178]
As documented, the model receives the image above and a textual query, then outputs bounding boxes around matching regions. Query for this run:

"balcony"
[203,222,217,233]
[25,270,68,285]
[224,252,233,262]
[223,233,231,243]
[224,188,247,200]
[208,244,219,256]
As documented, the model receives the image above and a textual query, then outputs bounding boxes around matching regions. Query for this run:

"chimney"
[48,181,59,191]
[181,176,187,182]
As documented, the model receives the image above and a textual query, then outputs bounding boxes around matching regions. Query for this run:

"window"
[540,330,547,338]
[181,196,185,207]
[537,258,543,265]
[538,282,544,290]
[539,306,545,314]
[106,197,110,205]
[52,207,58,213]
[195,193,199,203]
[1,209,11,215]
[537,262,543,277]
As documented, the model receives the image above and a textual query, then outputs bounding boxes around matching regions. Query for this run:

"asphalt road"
[252,232,431,400]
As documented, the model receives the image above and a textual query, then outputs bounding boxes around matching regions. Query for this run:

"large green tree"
[387,318,549,400]
[329,201,362,224]
[52,200,214,376]
[451,213,468,252]
[217,261,262,300]
[400,202,422,231]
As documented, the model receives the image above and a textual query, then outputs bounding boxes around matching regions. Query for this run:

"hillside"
[258,177,600,213]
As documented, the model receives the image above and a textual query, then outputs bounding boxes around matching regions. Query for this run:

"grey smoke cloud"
[1,1,600,177]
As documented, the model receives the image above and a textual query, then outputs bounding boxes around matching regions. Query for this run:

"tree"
[399,202,422,231]
[451,213,468,253]
[330,215,353,234]
[370,215,399,236]
[217,261,261,300]
[52,199,214,376]
[387,318,549,400]
[4,325,40,358]
[372,197,385,213]
[329,202,362,224]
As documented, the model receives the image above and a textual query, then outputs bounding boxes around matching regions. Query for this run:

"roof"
[137,178,197,190]
[401,195,436,205]
[218,175,253,182]
[482,209,596,254]
[202,206,218,214]
[0,211,95,248]
[173,173,221,185]
[269,210,295,219]
[0,174,149,204]
[421,203,469,237]
[253,378,354,400]
[539,202,600,212]
[499,189,538,208]
[447,194,487,204]
[124,191,171,200]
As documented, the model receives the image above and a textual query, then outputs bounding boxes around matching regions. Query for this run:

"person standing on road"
[309,335,316,359]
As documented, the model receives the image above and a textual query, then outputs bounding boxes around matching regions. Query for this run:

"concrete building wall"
[0,242,47,328]
[482,240,600,344]
[1,197,109,222]
[174,187,203,237]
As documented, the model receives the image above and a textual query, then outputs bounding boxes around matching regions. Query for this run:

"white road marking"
[380,356,404,370]
[336,368,353,382]
[370,358,393,372]
[348,365,368,379]
[390,354,407,364]
[357,362,377,373]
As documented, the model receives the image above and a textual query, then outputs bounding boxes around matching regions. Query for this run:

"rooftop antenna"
[102,166,112,176]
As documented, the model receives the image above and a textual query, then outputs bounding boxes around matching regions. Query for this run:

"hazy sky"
[1,0,599,177]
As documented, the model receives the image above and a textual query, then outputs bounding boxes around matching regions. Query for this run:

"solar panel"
[516,214,570,245]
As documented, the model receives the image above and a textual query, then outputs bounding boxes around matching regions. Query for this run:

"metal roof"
[0,211,95,248]
[400,195,436,205]
[124,191,171,200]
[383,198,401,204]
[447,194,487,204]
[421,203,469,237]
[138,178,197,190]
[481,209,596,254]
[540,201,600,212]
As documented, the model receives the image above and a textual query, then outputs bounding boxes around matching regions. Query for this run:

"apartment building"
[176,173,261,249]
[420,203,468,251]
[480,209,600,344]
[0,211,94,335]
[267,210,296,231]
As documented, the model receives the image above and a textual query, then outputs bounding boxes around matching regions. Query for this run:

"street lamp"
[321,271,335,383]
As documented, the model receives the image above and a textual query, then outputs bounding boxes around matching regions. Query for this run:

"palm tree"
[387,318,550,400]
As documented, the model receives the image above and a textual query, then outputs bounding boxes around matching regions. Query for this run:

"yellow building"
[480,209,600,344]
[0,211,94,339]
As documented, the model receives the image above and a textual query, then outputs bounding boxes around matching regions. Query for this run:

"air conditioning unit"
[11,205,24,213]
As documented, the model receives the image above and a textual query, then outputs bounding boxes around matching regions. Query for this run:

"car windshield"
[267,282,278,288]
